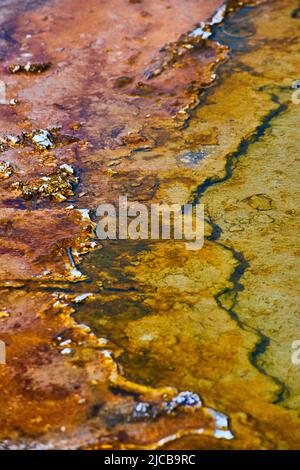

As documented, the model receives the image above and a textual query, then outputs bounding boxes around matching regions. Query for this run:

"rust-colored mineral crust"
[0,0,299,450]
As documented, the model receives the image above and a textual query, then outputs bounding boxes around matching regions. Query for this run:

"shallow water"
[0,0,300,449]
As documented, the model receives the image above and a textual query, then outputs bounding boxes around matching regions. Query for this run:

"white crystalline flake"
[60,163,74,174]
[74,293,93,303]
[32,130,53,148]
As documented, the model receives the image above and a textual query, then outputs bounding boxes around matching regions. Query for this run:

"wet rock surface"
[0,0,299,450]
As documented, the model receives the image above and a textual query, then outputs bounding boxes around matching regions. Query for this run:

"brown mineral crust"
[0,288,226,449]
[0,291,92,433]
[0,127,82,205]
[0,208,95,283]
[11,168,78,202]
[1,0,224,126]
[0,290,121,445]
[0,0,235,212]
[0,0,264,212]
[0,0,227,197]
[0,289,101,442]
[1,0,298,452]
[0,0,236,448]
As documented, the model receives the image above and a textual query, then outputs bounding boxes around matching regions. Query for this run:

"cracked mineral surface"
[0,0,299,450]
